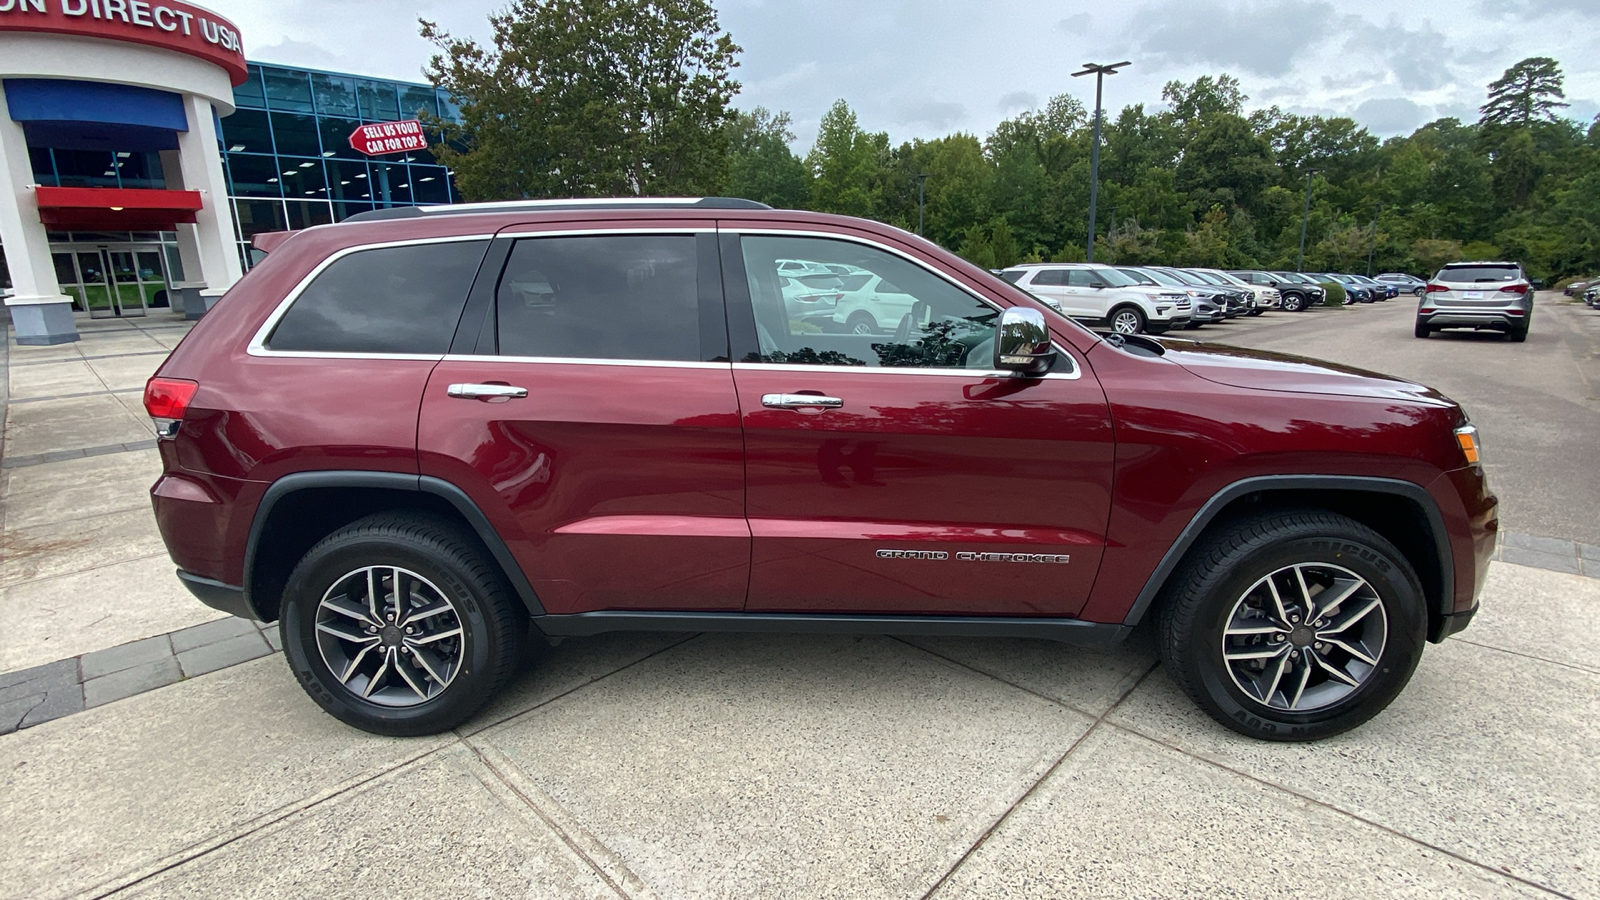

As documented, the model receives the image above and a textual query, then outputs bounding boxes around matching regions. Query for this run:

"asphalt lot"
[1182,292,1600,546]
[3,306,1599,899]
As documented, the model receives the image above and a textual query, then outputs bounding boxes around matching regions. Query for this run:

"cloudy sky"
[207,0,1600,148]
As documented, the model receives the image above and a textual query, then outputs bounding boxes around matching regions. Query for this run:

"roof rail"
[341,196,771,223]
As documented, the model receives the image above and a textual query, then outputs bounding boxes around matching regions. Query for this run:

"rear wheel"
[1507,322,1528,342]
[1157,511,1426,741]
[1110,306,1146,335]
[845,311,879,335]
[280,513,525,736]
[1413,321,1430,338]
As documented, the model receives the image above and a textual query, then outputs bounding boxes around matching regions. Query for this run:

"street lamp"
[916,173,930,237]
[1295,168,1318,272]
[1071,60,1130,263]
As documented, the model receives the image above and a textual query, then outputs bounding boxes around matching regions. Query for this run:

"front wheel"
[1156,511,1426,741]
[1281,294,1306,313]
[280,513,525,736]
[1110,306,1146,335]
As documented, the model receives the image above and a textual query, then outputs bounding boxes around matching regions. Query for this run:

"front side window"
[1031,269,1068,286]
[1066,269,1099,288]
[268,240,488,354]
[496,235,702,362]
[739,235,1000,369]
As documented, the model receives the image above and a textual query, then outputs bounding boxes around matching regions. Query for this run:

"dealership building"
[0,1,461,345]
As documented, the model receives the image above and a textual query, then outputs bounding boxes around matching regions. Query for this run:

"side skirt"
[532,611,1131,647]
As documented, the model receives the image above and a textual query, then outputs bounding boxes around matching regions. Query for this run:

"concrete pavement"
[0,559,1593,899]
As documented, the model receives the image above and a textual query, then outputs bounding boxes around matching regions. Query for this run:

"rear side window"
[1437,265,1521,283]
[998,270,1026,284]
[268,240,489,353]
[496,235,701,361]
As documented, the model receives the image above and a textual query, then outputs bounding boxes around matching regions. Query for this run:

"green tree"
[726,107,810,208]
[421,0,741,200]
[1481,57,1569,129]
[806,100,889,218]
[1162,74,1246,126]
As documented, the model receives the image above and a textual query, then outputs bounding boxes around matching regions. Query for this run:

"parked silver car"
[1416,261,1534,342]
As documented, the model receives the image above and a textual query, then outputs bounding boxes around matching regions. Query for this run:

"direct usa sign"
[0,0,247,85]
[349,119,428,156]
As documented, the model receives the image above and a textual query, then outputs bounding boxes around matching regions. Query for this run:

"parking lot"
[2,297,1598,899]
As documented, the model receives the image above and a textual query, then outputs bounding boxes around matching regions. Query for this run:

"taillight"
[1498,283,1529,293]
[1424,284,1451,294]
[144,377,198,437]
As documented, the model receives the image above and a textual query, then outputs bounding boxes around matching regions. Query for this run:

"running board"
[532,611,1131,647]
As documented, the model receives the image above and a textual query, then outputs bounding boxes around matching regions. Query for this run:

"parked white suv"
[999,263,1190,335]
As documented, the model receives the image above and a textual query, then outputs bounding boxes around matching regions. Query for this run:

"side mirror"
[994,307,1057,377]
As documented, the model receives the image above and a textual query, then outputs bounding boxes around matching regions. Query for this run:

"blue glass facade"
[220,62,463,268]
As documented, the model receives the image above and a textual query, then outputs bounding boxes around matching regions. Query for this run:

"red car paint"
[148,205,1495,641]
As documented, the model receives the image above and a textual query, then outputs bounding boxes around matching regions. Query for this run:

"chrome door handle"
[762,393,843,410]
[447,383,529,400]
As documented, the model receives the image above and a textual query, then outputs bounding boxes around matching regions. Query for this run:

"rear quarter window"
[267,240,490,354]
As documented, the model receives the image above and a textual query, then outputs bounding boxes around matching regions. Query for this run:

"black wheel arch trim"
[1121,475,1454,632]
[242,471,547,620]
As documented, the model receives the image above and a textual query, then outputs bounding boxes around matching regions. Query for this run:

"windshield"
[1209,271,1250,287]
[1162,268,1207,286]
[1096,267,1141,287]
[1138,268,1187,287]
[1117,268,1158,286]
[1184,270,1228,286]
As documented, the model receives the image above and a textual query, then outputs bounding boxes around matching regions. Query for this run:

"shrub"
[1318,281,1347,306]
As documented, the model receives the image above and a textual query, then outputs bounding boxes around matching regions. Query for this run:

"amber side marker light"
[1454,425,1481,465]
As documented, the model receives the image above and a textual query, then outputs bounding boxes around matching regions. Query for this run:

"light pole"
[916,173,930,237]
[1072,60,1130,263]
[1295,169,1318,272]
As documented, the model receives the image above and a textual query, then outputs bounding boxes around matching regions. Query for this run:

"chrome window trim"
[723,226,1083,379]
[247,234,497,359]
[445,354,730,370]
[247,229,711,360]
[731,362,1081,381]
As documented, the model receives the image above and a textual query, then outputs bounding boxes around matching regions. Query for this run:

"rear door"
[418,226,749,615]
[724,229,1115,617]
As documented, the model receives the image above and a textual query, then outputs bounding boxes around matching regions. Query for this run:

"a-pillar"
[168,94,242,317]
[0,85,76,345]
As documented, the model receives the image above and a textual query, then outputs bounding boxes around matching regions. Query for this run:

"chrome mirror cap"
[994,307,1056,377]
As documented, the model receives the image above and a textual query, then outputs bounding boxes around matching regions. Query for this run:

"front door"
[726,231,1116,618]
[418,230,749,616]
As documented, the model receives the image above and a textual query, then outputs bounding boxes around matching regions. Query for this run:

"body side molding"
[1120,475,1454,629]
[533,610,1130,647]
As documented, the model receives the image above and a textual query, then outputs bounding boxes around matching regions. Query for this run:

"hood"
[1153,337,1455,405]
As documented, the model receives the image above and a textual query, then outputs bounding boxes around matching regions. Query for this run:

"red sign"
[349,119,429,157]
[0,0,247,86]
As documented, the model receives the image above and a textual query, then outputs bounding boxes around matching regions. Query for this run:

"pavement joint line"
[82,743,450,900]
[889,633,1140,719]
[917,662,1163,900]
[464,741,645,899]
[0,439,159,469]
[9,387,144,404]
[0,551,169,591]
[10,349,170,368]
[1443,636,1600,677]
[1101,719,1577,900]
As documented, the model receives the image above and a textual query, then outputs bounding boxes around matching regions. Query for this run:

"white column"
[0,85,77,344]
[172,94,242,299]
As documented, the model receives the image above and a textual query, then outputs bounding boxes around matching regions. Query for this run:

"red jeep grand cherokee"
[145,198,1496,740]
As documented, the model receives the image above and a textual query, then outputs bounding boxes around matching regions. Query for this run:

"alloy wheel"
[1221,562,1387,712]
[1112,310,1142,334]
[314,565,465,707]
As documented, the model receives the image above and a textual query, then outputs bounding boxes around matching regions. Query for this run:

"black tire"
[1246,309,1264,317]
[1413,321,1430,338]
[1109,305,1146,335]
[1507,323,1528,342]
[1281,294,1306,313]
[1185,321,1204,330]
[1156,510,1426,742]
[845,311,879,335]
[280,513,525,736]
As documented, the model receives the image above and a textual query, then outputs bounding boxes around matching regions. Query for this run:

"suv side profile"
[1416,261,1534,342]
[146,199,1495,742]
[999,263,1190,335]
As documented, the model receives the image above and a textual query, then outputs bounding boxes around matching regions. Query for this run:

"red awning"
[34,186,204,231]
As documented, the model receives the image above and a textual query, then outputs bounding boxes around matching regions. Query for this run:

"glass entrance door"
[54,244,172,318]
